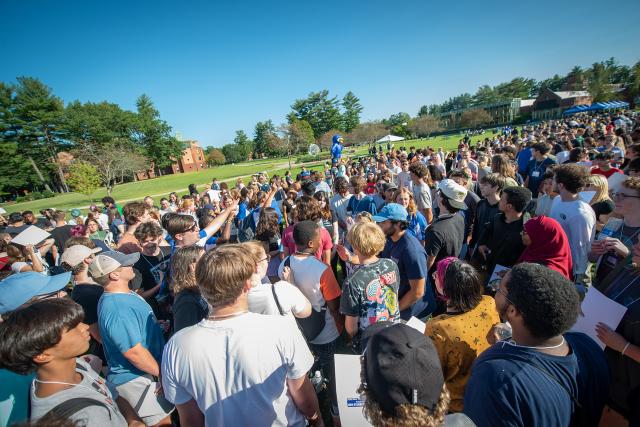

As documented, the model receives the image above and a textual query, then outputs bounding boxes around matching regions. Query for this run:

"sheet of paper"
[406,316,426,333]
[579,191,596,204]
[571,287,627,349]
[334,354,371,427]
[10,225,51,247]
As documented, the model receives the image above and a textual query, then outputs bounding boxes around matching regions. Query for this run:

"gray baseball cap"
[88,251,140,279]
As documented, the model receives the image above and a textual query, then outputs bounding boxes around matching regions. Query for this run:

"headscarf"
[518,216,573,280]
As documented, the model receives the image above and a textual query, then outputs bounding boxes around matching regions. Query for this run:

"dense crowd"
[0,110,639,427]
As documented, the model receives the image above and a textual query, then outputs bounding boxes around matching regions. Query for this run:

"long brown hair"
[491,154,516,179]
[170,246,204,294]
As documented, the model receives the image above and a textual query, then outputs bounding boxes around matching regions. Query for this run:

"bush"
[295,152,331,164]
[14,191,56,203]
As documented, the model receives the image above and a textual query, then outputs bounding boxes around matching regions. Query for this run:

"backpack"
[272,256,327,341]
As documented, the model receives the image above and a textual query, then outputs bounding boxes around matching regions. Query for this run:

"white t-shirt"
[397,171,412,189]
[248,280,309,320]
[329,193,352,233]
[549,197,596,276]
[161,313,313,427]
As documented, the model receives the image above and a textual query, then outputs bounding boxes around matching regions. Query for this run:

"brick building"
[531,89,592,121]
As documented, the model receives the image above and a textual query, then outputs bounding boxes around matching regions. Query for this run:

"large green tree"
[341,91,362,133]
[233,130,254,161]
[253,120,277,157]
[289,90,343,138]
[133,94,185,176]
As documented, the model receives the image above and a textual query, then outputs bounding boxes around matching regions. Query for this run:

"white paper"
[571,287,627,349]
[334,354,371,427]
[406,316,426,333]
[579,191,596,204]
[10,225,51,247]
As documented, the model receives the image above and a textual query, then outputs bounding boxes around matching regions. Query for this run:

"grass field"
[2,131,492,214]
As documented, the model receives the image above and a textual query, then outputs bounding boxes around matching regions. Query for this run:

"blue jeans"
[309,338,339,415]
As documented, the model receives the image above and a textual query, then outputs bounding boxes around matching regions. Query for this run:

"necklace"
[34,369,109,398]
[503,336,566,350]
[208,310,248,321]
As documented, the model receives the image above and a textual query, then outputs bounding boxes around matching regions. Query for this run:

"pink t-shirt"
[282,224,333,262]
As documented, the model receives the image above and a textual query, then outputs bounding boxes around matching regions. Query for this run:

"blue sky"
[2,0,639,147]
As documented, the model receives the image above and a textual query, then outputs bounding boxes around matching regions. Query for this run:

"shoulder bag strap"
[271,282,285,316]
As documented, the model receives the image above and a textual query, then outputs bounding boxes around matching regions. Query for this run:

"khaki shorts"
[113,375,174,425]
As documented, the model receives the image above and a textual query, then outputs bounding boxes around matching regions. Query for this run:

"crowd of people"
[0,109,639,427]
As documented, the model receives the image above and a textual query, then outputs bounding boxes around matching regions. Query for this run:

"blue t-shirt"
[464,332,609,427]
[525,157,555,196]
[347,195,378,218]
[516,147,532,174]
[380,232,434,320]
[406,212,428,241]
[98,292,165,386]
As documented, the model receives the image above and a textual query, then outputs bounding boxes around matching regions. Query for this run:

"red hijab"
[518,216,573,280]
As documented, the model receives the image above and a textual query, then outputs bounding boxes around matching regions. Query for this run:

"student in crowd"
[425,179,467,274]
[0,299,143,426]
[50,210,75,262]
[170,246,208,332]
[132,222,170,315]
[585,174,614,229]
[595,236,640,425]
[491,153,520,188]
[590,176,640,284]
[518,215,573,280]
[281,196,333,265]
[346,175,378,217]
[394,187,428,244]
[244,240,311,320]
[162,244,322,426]
[448,170,480,257]
[534,170,557,217]
[591,151,623,178]
[524,142,556,198]
[425,258,499,412]
[7,243,49,275]
[358,322,474,427]
[475,187,532,281]
[314,191,339,245]
[464,263,610,427]
[116,202,151,254]
[408,162,434,223]
[375,203,434,320]
[549,164,596,281]
[164,199,238,250]
[278,220,343,423]
[254,207,284,282]
[339,221,400,352]
[470,173,506,253]
[61,244,104,360]
[89,251,174,426]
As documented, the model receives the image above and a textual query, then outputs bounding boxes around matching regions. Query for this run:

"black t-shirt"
[50,225,74,252]
[461,191,481,240]
[4,224,30,237]
[173,290,209,333]
[71,282,104,359]
[424,213,465,274]
[133,247,172,292]
[478,213,527,275]
[472,199,500,247]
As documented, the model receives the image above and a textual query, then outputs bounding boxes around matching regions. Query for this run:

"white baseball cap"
[60,245,102,267]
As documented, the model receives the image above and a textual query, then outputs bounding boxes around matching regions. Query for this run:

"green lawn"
[2,131,493,214]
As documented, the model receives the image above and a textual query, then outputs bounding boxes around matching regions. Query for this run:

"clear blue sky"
[2,0,639,147]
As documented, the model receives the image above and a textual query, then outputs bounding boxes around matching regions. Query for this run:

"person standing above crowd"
[549,164,596,282]
[464,263,610,427]
[162,244,323,427]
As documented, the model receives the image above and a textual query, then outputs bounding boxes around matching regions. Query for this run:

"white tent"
[376,134,405,143]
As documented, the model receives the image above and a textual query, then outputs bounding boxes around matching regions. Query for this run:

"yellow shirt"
[424,295,499,412]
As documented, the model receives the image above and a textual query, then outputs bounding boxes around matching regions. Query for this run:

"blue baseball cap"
[373,203,408,222]
[0,271,72,314]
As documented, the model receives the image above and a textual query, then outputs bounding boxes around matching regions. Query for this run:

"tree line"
[0,77,184,197]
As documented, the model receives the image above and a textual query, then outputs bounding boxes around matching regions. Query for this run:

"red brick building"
[169,140,207,174]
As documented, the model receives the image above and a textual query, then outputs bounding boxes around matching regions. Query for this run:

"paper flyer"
[571,287,627,349]
[334,354,371,426]
[11,225,51,247]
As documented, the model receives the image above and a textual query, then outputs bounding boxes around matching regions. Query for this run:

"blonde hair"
[241,241,265,266]
[394,187,417,216]
[347,222,386,257]
[588,174,611,205]
[356,212,374,223]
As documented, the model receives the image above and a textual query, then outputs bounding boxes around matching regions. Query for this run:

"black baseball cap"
[363,323,444,416]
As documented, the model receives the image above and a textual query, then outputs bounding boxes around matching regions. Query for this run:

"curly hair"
[408,162,433,186]
[255,207,281,241]
[295,196,323,222]
[554,164,589,194]
[506,263,580,339]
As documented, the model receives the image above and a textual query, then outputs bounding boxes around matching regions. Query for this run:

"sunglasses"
[183,221,198,233]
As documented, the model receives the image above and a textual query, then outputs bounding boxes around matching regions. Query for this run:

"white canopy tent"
[375,134,405,143]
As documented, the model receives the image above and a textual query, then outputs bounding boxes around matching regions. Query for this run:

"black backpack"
[272,257,326,341]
